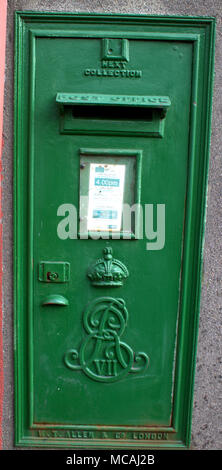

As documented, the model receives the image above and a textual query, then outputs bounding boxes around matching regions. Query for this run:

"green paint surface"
[14,12,215,448]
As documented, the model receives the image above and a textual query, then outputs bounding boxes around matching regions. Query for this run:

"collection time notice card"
[87,163,125,232]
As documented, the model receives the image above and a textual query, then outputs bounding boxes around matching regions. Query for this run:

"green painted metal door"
[14,13,215,448]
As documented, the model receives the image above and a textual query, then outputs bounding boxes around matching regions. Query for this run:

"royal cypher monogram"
[64,296,149,382]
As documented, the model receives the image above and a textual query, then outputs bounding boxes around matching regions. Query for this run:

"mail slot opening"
[72,105,153,121]
[57,93,171,137]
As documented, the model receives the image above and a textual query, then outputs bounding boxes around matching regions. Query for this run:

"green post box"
[14,12,215,448]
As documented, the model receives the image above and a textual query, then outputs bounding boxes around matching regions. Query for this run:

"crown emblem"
[87,247,129,287]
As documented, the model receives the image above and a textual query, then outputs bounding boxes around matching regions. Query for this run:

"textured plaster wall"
[2,0,222,450]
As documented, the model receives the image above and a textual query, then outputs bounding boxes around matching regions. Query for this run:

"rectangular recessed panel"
[79,149,142,238]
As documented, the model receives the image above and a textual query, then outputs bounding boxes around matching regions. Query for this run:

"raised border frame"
[14,12,216,448]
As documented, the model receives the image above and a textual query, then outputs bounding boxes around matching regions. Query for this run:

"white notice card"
[87,163,125,232]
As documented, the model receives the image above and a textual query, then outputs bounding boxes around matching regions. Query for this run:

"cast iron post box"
[14,12,215,448]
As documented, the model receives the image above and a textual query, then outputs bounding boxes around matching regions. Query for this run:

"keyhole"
[47,271,59,281]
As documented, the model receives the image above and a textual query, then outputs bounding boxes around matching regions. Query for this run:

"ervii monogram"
[64,296,149,383]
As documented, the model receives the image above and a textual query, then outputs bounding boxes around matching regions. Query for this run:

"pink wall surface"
[0,0,7,450]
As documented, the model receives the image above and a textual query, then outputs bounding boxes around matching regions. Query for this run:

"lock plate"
[38,262,70,283]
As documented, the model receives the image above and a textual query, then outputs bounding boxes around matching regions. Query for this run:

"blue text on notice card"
[94,178,120,187]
